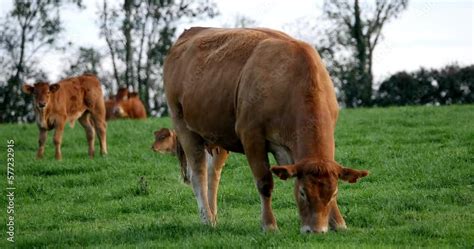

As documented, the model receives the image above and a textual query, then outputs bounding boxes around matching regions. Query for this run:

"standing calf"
[22,74,108,160]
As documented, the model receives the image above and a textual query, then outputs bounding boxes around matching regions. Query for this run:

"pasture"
[0,105,473,248]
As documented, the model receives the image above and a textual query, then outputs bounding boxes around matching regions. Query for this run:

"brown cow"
[113,88,147,119]
[152,128,229,216]
[22,74,108,160]
[164,27,368,233]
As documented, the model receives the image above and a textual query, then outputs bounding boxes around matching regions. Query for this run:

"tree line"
[0,0,472,123]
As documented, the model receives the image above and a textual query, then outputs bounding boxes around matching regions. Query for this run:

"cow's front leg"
[329,198,347,231]
[174,120,215,226]
[53,122,65,160]
[207,148,228,220]
[36,128,48,159]
[241,132,278,232]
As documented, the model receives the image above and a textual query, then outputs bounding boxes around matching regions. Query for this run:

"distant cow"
[164,27,368,233]
[113,88,147,119]
[22,74,108,160]
[152,127,228,215]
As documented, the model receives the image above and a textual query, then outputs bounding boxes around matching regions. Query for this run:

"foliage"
[0,106,472,247]
[376,64,474,106]
[317,0,408,107]
[98,0,218,116]
[60,46,117,96]
[0,0,83,122]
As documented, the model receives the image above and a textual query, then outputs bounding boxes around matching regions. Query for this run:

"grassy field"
[0,105,473,248]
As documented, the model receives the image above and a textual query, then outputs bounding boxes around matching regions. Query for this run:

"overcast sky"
[1,0,472,83]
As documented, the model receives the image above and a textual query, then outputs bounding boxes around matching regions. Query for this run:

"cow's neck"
[290,109,336,163]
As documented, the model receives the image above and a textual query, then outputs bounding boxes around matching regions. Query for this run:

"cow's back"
[52,74,104,118]
[164,28,338,152]
[164,28,295,150]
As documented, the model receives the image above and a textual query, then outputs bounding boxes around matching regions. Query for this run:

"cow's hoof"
[262,223,278,232]
[330,222,347,231]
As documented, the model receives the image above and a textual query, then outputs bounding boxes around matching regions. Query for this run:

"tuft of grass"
[0,105,473,248]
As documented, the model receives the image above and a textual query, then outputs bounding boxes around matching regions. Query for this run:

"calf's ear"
[22,84,34,94]
[271,165,298,180]
[49,84,60,93]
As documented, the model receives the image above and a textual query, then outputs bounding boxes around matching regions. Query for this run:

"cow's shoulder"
[178,27,210,40]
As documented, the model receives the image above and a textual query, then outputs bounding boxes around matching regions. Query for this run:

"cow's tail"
[175,138,190,185]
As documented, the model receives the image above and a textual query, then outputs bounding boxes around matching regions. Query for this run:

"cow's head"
[271,160,368,233]
[22,82,60,110]
[152,128,176,153]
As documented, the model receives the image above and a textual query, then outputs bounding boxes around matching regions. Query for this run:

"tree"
[317,0,408,107]
[376,69,437,106]
[375,64,474,106]
[436,64,474,104]
[61,46,116,95]
[62,47,103,76]
[98,0,218,116]
[0,0,83,122]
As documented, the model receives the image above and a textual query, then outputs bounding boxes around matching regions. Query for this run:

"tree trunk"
[123,0,133,89]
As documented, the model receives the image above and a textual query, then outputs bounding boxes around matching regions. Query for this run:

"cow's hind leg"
[79,112,95,158]
[207,148,228,221]
[90,104,108,156]
[174,118,215,226]
[240,131,277,231]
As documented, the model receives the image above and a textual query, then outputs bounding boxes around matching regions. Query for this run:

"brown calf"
[22,74,108,160]
[152,128,229,217]
[113,88,147,119]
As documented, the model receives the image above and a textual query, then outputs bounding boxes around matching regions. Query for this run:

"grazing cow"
[164,27,368,233]
[22,74,107,160]
[113,88,147,119]
[152,128,229,216]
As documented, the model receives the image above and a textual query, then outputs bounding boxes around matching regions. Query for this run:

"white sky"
[1,0,473,83]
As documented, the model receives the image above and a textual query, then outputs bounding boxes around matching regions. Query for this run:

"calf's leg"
[79,113,95,158]
[36,128,48,159]
[90,109,107,156]
[53,122,65,160]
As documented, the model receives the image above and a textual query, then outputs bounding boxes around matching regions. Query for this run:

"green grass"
[0,105,473,248]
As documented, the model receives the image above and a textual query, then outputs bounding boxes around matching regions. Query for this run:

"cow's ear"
[337,164,369,183]
[22,84,34,94]
[49,84,60,93]
[271,165,298,180]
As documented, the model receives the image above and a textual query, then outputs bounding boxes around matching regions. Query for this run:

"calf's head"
[22,82,60,110]
[271,160,368,233]
[152,128,176,153]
